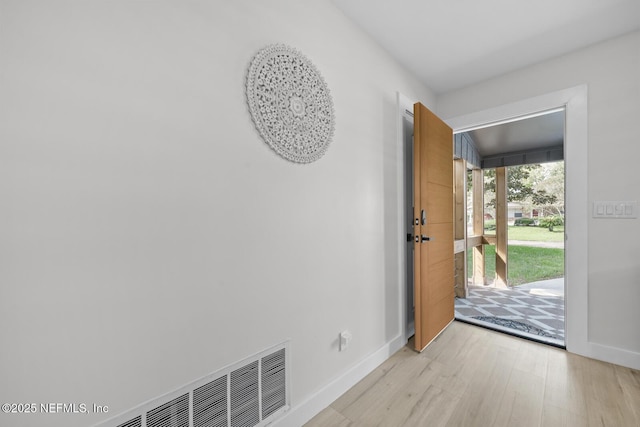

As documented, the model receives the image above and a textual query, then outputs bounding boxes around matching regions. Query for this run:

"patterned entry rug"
[472,316,556,338]
[455,285,565,345]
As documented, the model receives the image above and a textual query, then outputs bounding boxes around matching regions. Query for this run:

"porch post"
[495,167,508,287]
[454,159,467,298]
[472,168,485,285]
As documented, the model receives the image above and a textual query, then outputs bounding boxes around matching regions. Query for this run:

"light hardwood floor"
[304,321,640,427]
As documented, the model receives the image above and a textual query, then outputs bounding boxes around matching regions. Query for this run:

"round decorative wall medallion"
[246,44,335,163]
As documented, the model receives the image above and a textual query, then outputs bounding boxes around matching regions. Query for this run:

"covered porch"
[455,278,564,346]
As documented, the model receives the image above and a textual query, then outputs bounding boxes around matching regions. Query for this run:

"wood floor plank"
[415,355,470,398]
[334,348,431,422]
[351,355,465,426]
[444,340,518,426]
[303,321,640,427]
[492,368,545,427]
[304,406,352,427]
[513,339,549,379]
[614,364,640,424]
[581,356,639,426]
[421,321,476,363]
[329,346,414,414]
[401,385,460,426]
[541,404,588,426]
[544,348,588,416]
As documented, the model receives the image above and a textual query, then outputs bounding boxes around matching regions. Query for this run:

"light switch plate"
[593,201,637,219]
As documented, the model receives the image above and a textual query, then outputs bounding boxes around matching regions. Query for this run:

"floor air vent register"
[96,344,289,427]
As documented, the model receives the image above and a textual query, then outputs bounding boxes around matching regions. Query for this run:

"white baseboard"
[273,335,406,427]
[578,342,640,371]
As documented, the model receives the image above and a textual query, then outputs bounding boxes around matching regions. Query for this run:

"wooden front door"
[413,102,454,352]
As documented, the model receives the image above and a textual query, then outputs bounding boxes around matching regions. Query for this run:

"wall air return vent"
[193,375,228,427]
[94,342,289,427]
[230,361,260,427]
[116,416,141,427]
[261,348,286,419]
[146,394,189,427]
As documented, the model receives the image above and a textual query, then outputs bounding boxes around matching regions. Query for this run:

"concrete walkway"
[518,277,564,297]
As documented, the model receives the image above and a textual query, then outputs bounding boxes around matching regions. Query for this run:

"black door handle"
[421,235,431,242]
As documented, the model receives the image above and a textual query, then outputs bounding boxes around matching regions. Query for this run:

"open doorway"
[399,87,588,353]
[457,164,566,346]
[408,86,588,357]
[452,109,566,347]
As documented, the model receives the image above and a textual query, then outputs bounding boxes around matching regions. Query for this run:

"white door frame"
[398,86,590,357]
[397,92,416,343]
[442,86,588,357]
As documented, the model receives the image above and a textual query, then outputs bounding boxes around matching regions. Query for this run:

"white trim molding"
[397,92,416,343]
[274,335,405,426]
[444,85,596,360]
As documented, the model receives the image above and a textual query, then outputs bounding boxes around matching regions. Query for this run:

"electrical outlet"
[339,330,352,351]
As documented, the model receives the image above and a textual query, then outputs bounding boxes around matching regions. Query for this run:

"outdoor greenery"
[483,163,565,216]
[484,219,496,231]
[482,223,564,241]
[507,225,564,242]
[467,245,564,286]
[513,217,536,226]
[484,165,552,207]
[467,162,565,287]
[479,162,565,223]
[539,215,564,231]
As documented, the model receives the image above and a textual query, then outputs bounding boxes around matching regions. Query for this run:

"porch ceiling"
[466,109,565,158]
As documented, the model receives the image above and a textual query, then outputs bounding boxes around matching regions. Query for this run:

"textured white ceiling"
[333,0,640,94]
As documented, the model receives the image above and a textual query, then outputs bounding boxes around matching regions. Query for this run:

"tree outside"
[483,162,565,228]
[467,161,566,286]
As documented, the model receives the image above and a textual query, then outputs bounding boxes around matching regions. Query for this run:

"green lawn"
[507,225,564,242]
[467,244,564,286]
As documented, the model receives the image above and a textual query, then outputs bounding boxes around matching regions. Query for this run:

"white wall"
[0,1,434,426]
[438,31,640,362]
